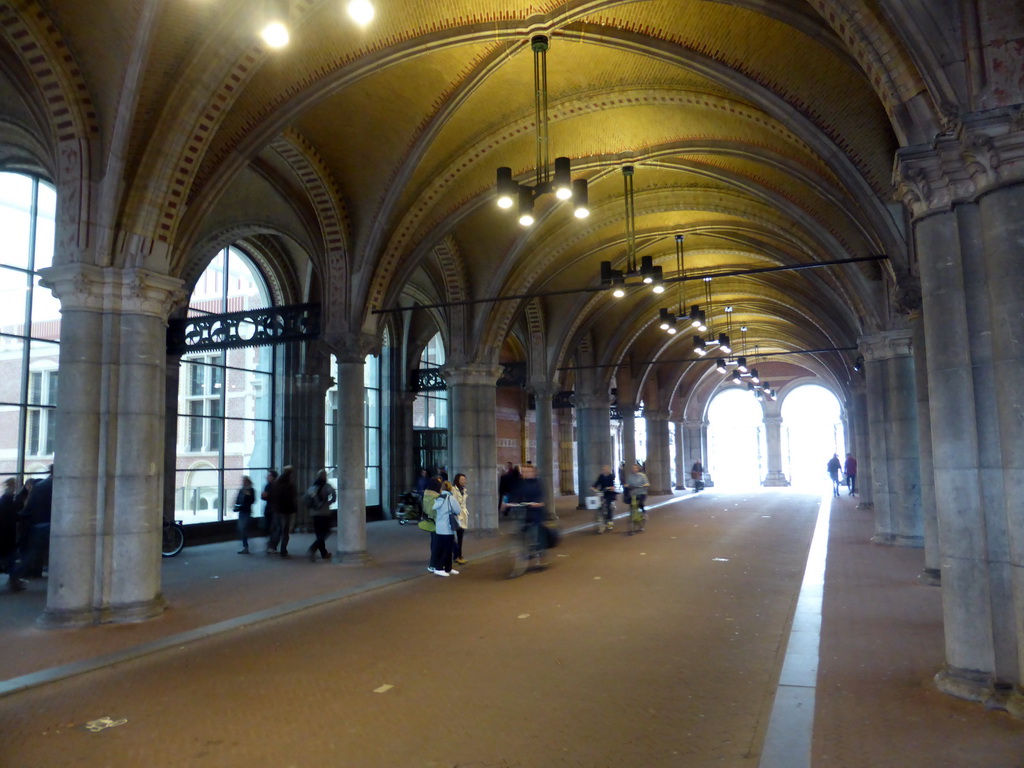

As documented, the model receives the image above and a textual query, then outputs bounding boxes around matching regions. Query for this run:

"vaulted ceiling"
[4,0,928,408]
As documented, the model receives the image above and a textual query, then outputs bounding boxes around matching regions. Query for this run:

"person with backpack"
[305,470,337,562]
[266,466,298,557]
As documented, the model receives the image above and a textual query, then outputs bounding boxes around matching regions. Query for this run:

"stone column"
[851,382,873,509]
[445,364,502,535]
[911,313,940,586]
[644,409,672,494]
[530,383,556,511]
[557,405,575,495]
[896,121,1022,705]
[324,333,377,564]
[701,419,714,487]
[39,265,185,626]
[682,418,704,487]
[283,350,331,532]
[762,412,789,486]
[673,421,686,489]
[620,405,637,471]
[576,394,610,508]
[860,330,923,547]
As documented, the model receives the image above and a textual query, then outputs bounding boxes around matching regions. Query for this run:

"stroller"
[395,491,423,524]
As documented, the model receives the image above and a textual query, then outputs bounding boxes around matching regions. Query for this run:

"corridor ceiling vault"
[2,0,939,408]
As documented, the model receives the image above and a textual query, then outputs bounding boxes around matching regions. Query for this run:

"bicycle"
[628,494,646,535]
[505,503,546,578]
[162,518,185,557]
[592,491,615,534]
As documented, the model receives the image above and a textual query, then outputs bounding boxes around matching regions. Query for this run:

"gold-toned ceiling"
[7,0,911,403]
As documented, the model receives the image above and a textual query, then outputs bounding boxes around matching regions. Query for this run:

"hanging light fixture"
[260,0,290,48]
[657,234,691,333]
[715,358,728,374]
[495,35,588,226]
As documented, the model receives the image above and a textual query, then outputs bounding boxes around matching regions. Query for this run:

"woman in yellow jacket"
[451,473,469,565]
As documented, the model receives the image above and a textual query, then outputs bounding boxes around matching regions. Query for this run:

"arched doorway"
[706,389,765,489]
[780,384,846,489]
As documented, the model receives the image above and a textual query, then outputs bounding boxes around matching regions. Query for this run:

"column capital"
[682,419,703,429]
[527,380,557,398]
[323,331,379,363]
[442,363,503,387]
[576,392,608,409]
[859,330,913,362]
[39,264,185,319]
[763,414,783,426]
[894,107,1024,219]
[644,408,670,421]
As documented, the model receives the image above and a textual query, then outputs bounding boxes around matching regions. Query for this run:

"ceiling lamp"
[495,36,588,226]
[693,336,708,356]
[749,368,760,384]
[347,0,375,26]
[260,0,290,48]
[730,371,743,385]
[718,332,732,355]
[736,356,748,374]
[715,358,728,374]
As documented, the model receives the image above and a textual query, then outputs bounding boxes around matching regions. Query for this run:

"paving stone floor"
[0,489,1021,766]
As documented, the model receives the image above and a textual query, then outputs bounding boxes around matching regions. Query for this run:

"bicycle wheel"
[507,538,529,578]
[162,523,184,557]
[630,499,642,534]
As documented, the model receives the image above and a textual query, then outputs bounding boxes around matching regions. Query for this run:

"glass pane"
[0,267,29,335]
[0,402,21,476]
[223,417,257,463]
[28,341,59,389]
[175,467,221,524]
[33,182,56,271]
[0,173,33,270]
[0,336,25,406]
[30,276,61,339]
[365,427,380,466]
[365,466,380,507]
[364,354,379,388]
[189,249,226,315]
[227,246,269,311]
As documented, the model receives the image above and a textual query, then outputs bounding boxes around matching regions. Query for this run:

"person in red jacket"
[844,453,858,496]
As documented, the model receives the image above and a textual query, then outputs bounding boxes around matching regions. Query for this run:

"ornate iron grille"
[167,303,320,355]
[412,369,447,392]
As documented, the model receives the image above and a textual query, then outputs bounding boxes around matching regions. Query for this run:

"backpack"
[304,484,321,510]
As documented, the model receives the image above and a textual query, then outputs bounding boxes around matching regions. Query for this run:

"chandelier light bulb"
[518,212,534,227]
[613,288,625,298]
[652,284,665,294]
[667,326,677,334]
[347,0,375,26]
[260,21,289,48]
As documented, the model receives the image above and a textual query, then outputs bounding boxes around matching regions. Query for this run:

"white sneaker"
[427,567,435,572]
[449,569,460,575]
[433,570,449,577]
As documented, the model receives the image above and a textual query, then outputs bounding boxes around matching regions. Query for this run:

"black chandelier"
[657,233,709,335]
[598,166,664,295]
[495,35,589,226]
[691,283,731,357]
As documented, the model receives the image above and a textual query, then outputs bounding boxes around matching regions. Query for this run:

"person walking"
[267,465,298,557]
[306,469,337,562]
[591,465,617,533]
[827,453,842,497]
[690,460,705,492]
[844,453,858,496]
[234,476,256,554]
[451,473,469,565]
[431,483,460,577]
[262,469,279,549]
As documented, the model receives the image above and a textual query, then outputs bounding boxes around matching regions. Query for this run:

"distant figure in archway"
[844,453,857,496]
[690,460,704,492]
[827,454,842,497]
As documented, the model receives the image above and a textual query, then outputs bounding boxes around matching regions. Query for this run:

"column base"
[917,567,941,586]
[334,550,372,565]
[935,665,993,703]
[856,501,874,510]
[40,596,166,628]
[649,488,672,496]
[761,472,790,487]
[871,532,924,547]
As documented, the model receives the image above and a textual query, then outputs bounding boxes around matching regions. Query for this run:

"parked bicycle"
[162,518,185,557]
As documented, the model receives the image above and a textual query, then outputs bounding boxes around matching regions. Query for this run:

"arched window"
[0,172,58,481]
[174,246,275,523]
[412,332,448,475]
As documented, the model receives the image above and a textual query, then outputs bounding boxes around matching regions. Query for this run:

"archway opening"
[780,384,846,489]
[706,389,765,489]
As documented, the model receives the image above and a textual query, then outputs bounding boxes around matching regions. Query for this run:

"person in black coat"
[10,468,52,590]
[0,478,21,576]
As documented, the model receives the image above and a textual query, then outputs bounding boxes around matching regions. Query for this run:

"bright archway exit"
[781,384,846,489]
[707,389,766,489]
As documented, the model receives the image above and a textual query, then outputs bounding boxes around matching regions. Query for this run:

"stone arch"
[266,129,352,331]
[523,299,547,381]
[0,1,98,263]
